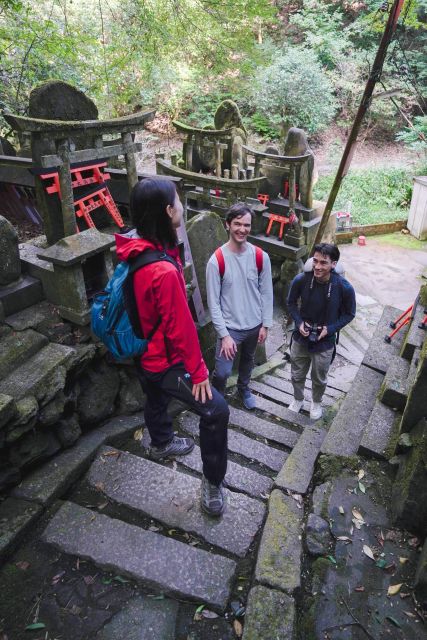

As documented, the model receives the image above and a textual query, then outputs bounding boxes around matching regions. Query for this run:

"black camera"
[304,322,320,344]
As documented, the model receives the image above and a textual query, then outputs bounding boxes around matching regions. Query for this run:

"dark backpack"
[91,250,178,361]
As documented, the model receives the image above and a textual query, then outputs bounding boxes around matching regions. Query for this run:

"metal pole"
[310,0,405,253]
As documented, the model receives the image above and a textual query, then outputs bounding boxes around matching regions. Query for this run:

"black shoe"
[201,475,225,517]
[149,435,195,460]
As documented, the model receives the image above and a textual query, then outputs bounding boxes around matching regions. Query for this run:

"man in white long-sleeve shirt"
[206,202,273,410]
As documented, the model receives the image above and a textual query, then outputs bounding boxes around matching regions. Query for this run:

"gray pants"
[211,325,261,396]
[290,340,334,403]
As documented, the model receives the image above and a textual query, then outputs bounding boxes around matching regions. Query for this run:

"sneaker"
[149,435,195,460]
[310,401,323,420]
[288,399,303,413]
[238,388,257,410]
[201,475,225,517]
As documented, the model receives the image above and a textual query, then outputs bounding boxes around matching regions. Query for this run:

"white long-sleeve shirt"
[206,243,273,338]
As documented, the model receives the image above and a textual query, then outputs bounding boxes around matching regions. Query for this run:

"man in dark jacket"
[286,243,356,420]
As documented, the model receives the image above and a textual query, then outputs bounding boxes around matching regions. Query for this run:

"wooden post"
[288,165,296,213]
[121,132,138,194]
[254,156,261,178]
[57,139,77,237]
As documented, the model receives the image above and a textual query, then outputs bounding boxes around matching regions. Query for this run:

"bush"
[313,167,416,225]
[251,47,337,135]
[249,112,279,139]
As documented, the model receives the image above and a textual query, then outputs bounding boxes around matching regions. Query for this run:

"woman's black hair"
[130,177,178,247]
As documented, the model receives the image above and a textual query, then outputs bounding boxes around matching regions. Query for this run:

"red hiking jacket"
[115,233,208,384]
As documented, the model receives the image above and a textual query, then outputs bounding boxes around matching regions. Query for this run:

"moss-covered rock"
[243,585,295,640]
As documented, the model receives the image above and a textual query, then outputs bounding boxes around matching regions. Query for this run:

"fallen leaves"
[358,469,365,480]
[233,620,243,637]
[354,585,365,592]
[338,506,345,515]
[362,545,375,561]
[51,571,65,585]
[399,557,408,564]
[15,560,30,571]
[25,623,46,631]
[133,428,144,441]
[336,536,352,544]
[387,583,403,596]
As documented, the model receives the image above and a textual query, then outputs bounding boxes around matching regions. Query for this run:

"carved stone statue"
[283,127,317,209]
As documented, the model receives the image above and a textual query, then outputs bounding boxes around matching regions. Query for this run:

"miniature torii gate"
[3,110,155,245]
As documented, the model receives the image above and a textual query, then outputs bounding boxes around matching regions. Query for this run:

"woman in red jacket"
[116,177,229,516]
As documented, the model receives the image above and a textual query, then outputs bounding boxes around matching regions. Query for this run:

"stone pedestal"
[37,228,115,325]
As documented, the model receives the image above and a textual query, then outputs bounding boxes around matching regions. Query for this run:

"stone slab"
[0,393,16,429]
[362,305,405,373]
[250,379,338,411]
[95,595,178,640]
[379,354,410,410]
[358,400,400,460]
[138,430,272,499]
[4,300,54,331]
[262,375,342,405]
[0,342,74,402]
[321,365,384,457]
[0,329,48,380]
[401,302,426,360]
[88,447,266,557]
[179,412,287,472]
[275,423,327,494]
[42,502,236,610]
[267,370,344,399]
[0,275,43,316]
[251,395,312,429]
[0,497,43,562]
[242,585,296,640]
[255,490,302,593]
[229,406,299,448]
[335,331,365,366]
[99,413,145,444]
[256,375,337,408]
[12,430,106,505]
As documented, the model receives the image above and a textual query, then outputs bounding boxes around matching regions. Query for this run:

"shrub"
[251,47,337,135]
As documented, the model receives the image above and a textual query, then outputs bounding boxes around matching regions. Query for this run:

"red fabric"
[115,234,208,384]
[215,245,263,278]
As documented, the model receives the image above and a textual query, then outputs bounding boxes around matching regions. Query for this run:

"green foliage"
[396,116,427,151]
[313,167,423,225]
[251,47,337,134]
[249,111,278,139]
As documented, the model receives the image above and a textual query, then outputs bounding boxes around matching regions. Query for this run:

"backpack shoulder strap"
[215,247,225,279]
[255,246,263,274]
[129,249,179,274]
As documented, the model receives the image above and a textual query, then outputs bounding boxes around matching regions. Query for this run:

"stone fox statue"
[192,100,247,174]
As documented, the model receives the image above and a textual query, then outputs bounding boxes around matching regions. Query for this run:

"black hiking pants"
[136,362,229,486]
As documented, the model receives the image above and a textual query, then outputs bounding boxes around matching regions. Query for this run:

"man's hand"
[220,335,237,360]
[317,325,328,341]
[192,379,213,403]
[258,326,268,344]
[299,322,310,337]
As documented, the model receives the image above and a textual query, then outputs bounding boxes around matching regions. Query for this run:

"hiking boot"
[288,398,303,413]
[238,388,257,410]
[310,401,323,420]
[201,475,225,517]
[149,435,195,460]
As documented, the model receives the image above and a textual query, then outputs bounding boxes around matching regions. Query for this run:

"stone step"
[0,497,43,562]
[0,329,48,380]
[229,405,299,448]
[342,319,372,351]
[260,373,343,403]
[358,400,400,460]
[274,365,352,398]
[362,305,406,374]
[243,586,295,640]
[250,395,312,429]
[179,412,287,472]
[138,430,272,499]
[335,331,365,366]
[400,301,426,360]
[321,365,384,457]
[0,342,75,402]
[87,446,266,557]
[274,423,327,495]
[95,595,178,640]
[0,274,44,317]
[249,380,336,410]
[42,501,236,610]
[254,490,302,594]
[273,367,347,397]
[378,355,411,411]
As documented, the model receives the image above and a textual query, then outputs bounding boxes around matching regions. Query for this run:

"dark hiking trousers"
[136,362,229,487]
